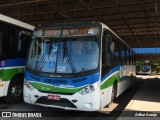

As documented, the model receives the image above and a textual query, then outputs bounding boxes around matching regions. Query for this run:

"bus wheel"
[4,76,23,104]
[111,83,117,102]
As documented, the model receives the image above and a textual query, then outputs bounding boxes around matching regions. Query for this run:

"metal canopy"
[0,0,160,60]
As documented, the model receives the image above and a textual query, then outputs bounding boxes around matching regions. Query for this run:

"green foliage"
[136,60,160,74]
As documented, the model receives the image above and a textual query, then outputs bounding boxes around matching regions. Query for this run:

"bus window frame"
[101,29,113,77]
[0,21,7,60]
[129,50,131,64]
[124,47,127,64]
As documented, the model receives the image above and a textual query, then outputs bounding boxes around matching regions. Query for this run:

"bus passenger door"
[102,31,112,77]
[100,30,113,108]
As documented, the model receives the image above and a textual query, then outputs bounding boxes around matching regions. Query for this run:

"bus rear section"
[0,14,34,103]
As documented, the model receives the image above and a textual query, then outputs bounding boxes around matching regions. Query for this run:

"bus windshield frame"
[26,26,101,77]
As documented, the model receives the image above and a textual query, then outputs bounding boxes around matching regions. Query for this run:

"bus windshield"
[26,36,99,74]
[140,65,151,72]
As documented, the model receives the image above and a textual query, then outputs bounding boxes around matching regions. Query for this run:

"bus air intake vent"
[29,74,40,81]
[36,96,77,108]
[72,77,87,83]
[39,90,74,95]
[44,79,67,84]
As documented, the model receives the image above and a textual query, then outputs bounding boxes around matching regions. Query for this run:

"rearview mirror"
[18,31,31,52]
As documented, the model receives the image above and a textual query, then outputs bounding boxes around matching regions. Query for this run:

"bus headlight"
[79,82,99,95]
[24,80,34,90]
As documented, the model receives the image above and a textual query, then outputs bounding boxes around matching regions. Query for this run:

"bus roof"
[35,22,135,53]
[0,14,35,30]
[35,22,101,30]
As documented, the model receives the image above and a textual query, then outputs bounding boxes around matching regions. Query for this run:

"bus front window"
[27,36,99,74]
[27,38,59,73]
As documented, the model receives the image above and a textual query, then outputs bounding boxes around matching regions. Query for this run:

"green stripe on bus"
[0,67,24,80]
[30,82,84,94]
[100,72,121,90]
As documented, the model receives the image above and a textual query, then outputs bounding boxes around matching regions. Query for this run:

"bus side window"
[102,33,111,66]
[134,54,136,64]
[120,45,124,64]
[131,52,133,65]
[17,31,31,57]
[124,47,127,64]
[7,24,17,59]
[113,40,119,65]
[118,43,121,64]
[102,31,112,77]
[129,50,131,64]
[0,22,7,60]
[126,49,129,64]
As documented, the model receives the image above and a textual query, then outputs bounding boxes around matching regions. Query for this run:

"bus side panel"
[100,64,135,108]
[117,64,135,97]
[100,66,121,108]
[0,59,25,97]
[116,79,129,97]
[0,67,24,97]
[100,86,112,109]
[0,81,10,96]
[3,67,24,81]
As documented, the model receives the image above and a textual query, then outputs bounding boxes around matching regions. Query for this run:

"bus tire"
[111,83,117,102]
[3,75,24,104]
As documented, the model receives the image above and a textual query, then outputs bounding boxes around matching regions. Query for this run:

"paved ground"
[119,75,160,120]
[0,77,145,120]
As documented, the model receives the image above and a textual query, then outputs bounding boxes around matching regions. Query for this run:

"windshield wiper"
[34,45,49,72]
[48,40,53,59]
[55,27,64,73]
[64,43,77,74]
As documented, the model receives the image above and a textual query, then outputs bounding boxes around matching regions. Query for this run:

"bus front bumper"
[23,82,100,111]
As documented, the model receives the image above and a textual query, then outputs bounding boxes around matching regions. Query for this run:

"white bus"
[24,22,136,111]
[0,14,35,103]
[138,64,151,75]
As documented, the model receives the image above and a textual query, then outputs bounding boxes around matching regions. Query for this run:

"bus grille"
[39,90,75,95]
[44,79,67,84]
[36,97,77,108]
[72,77,87,83]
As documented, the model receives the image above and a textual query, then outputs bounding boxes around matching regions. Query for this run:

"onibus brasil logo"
[1,112,42,118]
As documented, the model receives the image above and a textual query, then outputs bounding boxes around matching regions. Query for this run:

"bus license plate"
[48,95,60,101]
